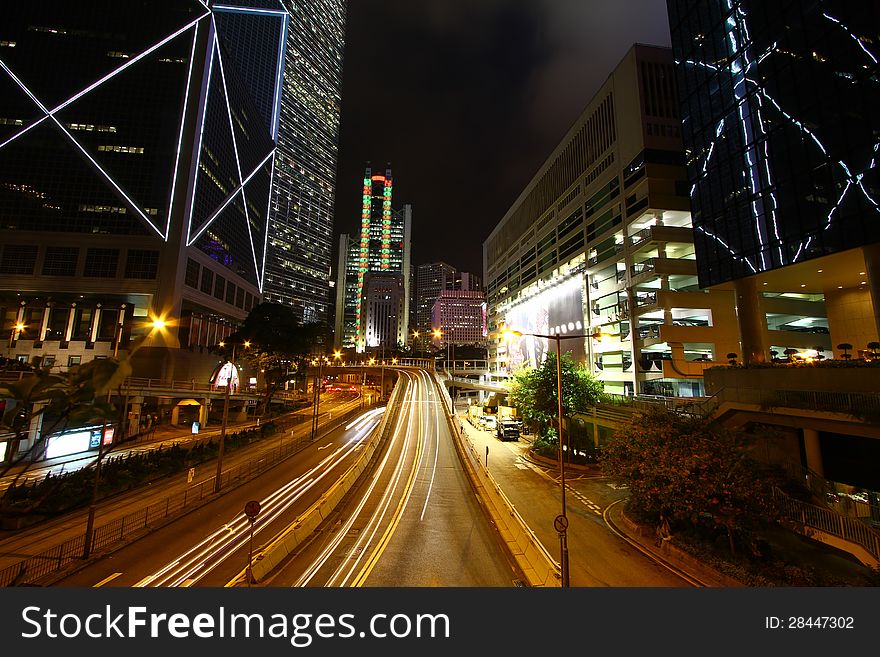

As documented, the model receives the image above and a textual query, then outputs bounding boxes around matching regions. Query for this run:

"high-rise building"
[333,165,411,350]
[431,290,487,350]
[0,2,285,379]
[667,0,880,361]
[261,0,345,326]
[361,272,407,351]
[484,44,741,397]
[413,262,456,340]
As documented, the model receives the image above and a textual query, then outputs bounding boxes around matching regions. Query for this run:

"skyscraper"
[334,163,411,351]
[261,0,346,326]
[667,0,880,361]
[0,2,284,379]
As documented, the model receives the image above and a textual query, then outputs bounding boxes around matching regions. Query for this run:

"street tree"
[219,303,322,414]
[507,351,604,448]
[600,407,779,555]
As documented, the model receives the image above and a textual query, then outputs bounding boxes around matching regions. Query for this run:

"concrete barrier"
[430,372,560,587]
[249,383,402,582]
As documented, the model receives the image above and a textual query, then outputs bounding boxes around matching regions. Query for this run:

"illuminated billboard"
[502,277,586,373]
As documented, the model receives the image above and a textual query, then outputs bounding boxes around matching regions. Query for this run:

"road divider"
[246,383,404,584]
[430,372,560,587]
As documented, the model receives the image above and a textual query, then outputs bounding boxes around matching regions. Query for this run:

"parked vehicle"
[496,420,520,441]
[482,416,498,432]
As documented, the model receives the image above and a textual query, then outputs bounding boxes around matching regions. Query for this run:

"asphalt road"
[458,410,692,587]
[266,369,522,587]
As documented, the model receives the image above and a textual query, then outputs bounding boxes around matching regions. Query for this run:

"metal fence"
[773,488,880,564]
[0,406,364,587]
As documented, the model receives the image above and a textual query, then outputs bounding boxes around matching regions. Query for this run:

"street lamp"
[215,339,249,493]
[83,315,167,558]
[502,325,601,588]
[310,355,329,440]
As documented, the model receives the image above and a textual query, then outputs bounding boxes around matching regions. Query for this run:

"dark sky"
[332,0,672,277]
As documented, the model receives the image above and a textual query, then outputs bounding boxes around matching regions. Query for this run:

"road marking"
[318,443,333,451]
[93,572,122,587]
[569,489,602,515]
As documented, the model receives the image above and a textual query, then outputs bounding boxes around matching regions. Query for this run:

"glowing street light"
[501,324,603,588]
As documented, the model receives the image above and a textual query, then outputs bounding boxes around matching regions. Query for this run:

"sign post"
[244,500,261,586]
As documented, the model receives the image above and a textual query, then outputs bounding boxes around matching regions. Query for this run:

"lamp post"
[501,326,602,588]
[215,339,249,494]
[310,355,328,441]
[83,315,165,558]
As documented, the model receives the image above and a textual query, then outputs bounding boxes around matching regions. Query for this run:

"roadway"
[457,410,694,587]
[0,391,363,581]
[263,369,522,587]
[54,371,519,587]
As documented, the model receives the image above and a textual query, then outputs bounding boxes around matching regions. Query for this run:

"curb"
[615,505,745,587]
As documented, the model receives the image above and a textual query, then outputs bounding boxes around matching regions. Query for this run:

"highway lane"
[459,415,694,587]
[54,402,385,587]
[0,393,361,577]
[268,369,522,587]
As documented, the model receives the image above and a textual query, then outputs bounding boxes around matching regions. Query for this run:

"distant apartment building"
[333,163,411,350]
[430,290,487,349]
[484,44,741,397]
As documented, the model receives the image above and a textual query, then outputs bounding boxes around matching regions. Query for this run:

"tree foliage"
[218,303,322,413]
[507,352,604,433]
[600,407,779,554]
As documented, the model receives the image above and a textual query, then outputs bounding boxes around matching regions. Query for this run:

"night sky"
[332,1,673,278]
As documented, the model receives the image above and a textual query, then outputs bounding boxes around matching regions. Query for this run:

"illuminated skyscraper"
[334,163,411,350]
[0,2,284,380]
[261,0,346,326]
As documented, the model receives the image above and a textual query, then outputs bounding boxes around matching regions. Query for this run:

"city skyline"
[332,0,673,276]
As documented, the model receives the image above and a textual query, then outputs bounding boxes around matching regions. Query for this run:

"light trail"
[134,408,383,587]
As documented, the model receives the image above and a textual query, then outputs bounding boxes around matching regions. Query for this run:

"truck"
[496,419,520,442]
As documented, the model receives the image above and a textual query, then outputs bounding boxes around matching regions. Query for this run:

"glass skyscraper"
[667,0,880,288]
[0,1,285,380]
[261,0,346,326]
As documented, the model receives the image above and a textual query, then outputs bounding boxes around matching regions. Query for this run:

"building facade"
[333,164,411,350]
[412,261,456,346]
[484,44,743,397]
[667,0,880,362]
[260,0,346,326]
[361,272,406,351]
[430,290,487,349]
[0,2,285,380]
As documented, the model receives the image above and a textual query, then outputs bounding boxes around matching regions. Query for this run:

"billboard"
[502,277,586,373]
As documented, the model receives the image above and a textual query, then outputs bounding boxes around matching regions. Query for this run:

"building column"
[37,306,51,343]
[200,399,209,427]
[803,428,824,478]
[63,303,77,344]
[733,277,767,364]
[863,242,880,342]
[128,397,143,436]
[171,405,181,426]
[89,304,102,346]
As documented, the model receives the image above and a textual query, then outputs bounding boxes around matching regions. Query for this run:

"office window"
[84,248,120,278]
[42,247,79,276]
[225,282,236,305]
[214,275,226,300]
[0,244,38,274]
[200,268,214,295]
[124,249,159,279]
[185,258,201,288]
[68,355,81,367]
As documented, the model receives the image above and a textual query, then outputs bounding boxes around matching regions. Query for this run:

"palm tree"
[783,348,798,362]
[867,341,880,360]
[837,343,853,360]
[813,346,825,361]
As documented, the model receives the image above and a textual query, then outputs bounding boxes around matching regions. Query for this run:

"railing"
[630,262,655,277]
[0,407,363,587]
[773,487,880,564]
